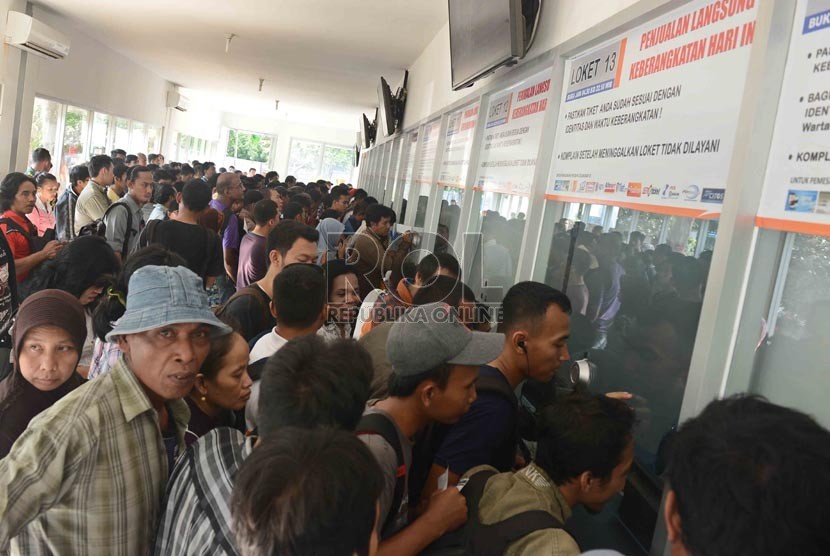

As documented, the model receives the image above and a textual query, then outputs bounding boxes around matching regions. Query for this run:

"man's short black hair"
[153,169,174,183]
[665,395,830,556]
[365,203,396,226]
[69,164,90,189]
[179,163,194,176]
[282,202,303,221]
[411,275,465,308]
[88,155,114,178]
[536,388,635,485]
[148,153,160,164]
[272,263,325,328]
[110,148,127,158]
[153,183,176,205]
[353,188,369,201]
[203,161,215,171]
[252,199,278,226]
[266,220,318,260]
[292,192,312,209]
[231,427,382,556]
[259,335,372,437]
[416,252,461,282]
[243,189,264,207]
[31,147,51,163]
[181,179,211,212]
[499,281,572,334]
[128,165,152,182]
[285,175,296,185]
[125,154,138,164]
[113,163,128,180]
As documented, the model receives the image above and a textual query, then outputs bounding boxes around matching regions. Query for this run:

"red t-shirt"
[0,210,36,281]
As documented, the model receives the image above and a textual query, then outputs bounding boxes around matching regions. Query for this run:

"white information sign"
[758,0,830,235]
[415,118,441,184]
[473,68,553,196]
[438,101,480,187]
[548,0,757,219]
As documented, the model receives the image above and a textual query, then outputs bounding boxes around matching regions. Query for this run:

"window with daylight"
[287,138,353,183]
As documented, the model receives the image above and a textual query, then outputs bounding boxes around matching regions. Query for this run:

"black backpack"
[421,468,563,556]
[407,373,527,511]
[356,412,407,539]
[0,216,50,253]
[78,202,133,257]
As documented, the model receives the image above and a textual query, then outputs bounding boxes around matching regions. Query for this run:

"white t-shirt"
[248,328,288,364]
[245,329,289,430]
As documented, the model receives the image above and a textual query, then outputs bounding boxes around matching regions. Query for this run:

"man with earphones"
[417,281,573,502]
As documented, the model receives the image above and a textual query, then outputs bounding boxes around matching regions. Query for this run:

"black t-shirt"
[216,285,275,342]
[149,220,224,279]
[0,233,17,348]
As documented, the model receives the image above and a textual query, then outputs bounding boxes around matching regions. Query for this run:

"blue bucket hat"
[106,265,232,341]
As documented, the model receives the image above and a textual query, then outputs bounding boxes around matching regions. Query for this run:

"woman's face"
[79,284,106,306]
[328,273,361,323]
[202,334,253,412]
[18,325,79,391]
[38,179,60,204]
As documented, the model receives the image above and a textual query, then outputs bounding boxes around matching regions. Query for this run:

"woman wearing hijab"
[316,214,345,265]
[0,289,87,457]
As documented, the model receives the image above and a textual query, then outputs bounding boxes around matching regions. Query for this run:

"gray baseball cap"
[386,302,505,377]
[106,265,232,341]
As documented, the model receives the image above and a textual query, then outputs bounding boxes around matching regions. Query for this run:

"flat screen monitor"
[378,77,395,137]
[449,0,522,90]
[360,114,372,149]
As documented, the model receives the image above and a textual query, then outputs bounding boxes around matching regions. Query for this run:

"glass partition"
[113,118,130,151]
[750,232,830,429]
[398,131,419,223]
[411,118,441,228]
[29,97,62,161]
[146,125,161,154]
[60,106,90,185]
[90,112,110,156]
[129,121,147,155]
[436,101,479,248]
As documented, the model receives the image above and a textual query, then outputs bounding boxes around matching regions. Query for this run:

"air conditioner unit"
[166,91,189,112]
[4,12,70,60]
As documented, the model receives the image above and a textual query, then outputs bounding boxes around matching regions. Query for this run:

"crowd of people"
[0,146,827,555]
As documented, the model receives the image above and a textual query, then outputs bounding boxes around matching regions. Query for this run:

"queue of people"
[0,146,827,556]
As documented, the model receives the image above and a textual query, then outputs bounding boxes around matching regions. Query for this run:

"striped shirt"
[0,356,190,555]
[153,427,254,556]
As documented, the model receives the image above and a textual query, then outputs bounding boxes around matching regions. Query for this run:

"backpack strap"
[463,468,563,556]
[138,218,161,250]
[0,217,37,254]
[102,202,134,257]
[219,207,234,237]
[356,412,406,538]
[475,374,518,406]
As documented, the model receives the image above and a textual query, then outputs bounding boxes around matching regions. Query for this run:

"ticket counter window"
[533,199,719,550]
[467,190,529,303]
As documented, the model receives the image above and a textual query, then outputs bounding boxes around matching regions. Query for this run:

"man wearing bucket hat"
[0,265,231,555]
[357,302,504,556]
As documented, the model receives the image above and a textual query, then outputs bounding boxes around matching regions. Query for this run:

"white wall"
[6,5,173,171]
[0,0,32,174]
[403,0,641,128]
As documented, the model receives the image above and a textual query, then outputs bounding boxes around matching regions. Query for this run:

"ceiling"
[34,0,448,130]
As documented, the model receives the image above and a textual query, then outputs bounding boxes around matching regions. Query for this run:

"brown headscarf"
[0,289,87,457]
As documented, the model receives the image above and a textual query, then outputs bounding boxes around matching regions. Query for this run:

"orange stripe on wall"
[614,38,627,88]
[755,217,830,237]
[543,194,721,219]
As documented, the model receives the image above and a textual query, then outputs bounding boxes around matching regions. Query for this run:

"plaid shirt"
[153,427,254,556]
[0,357,189,555]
